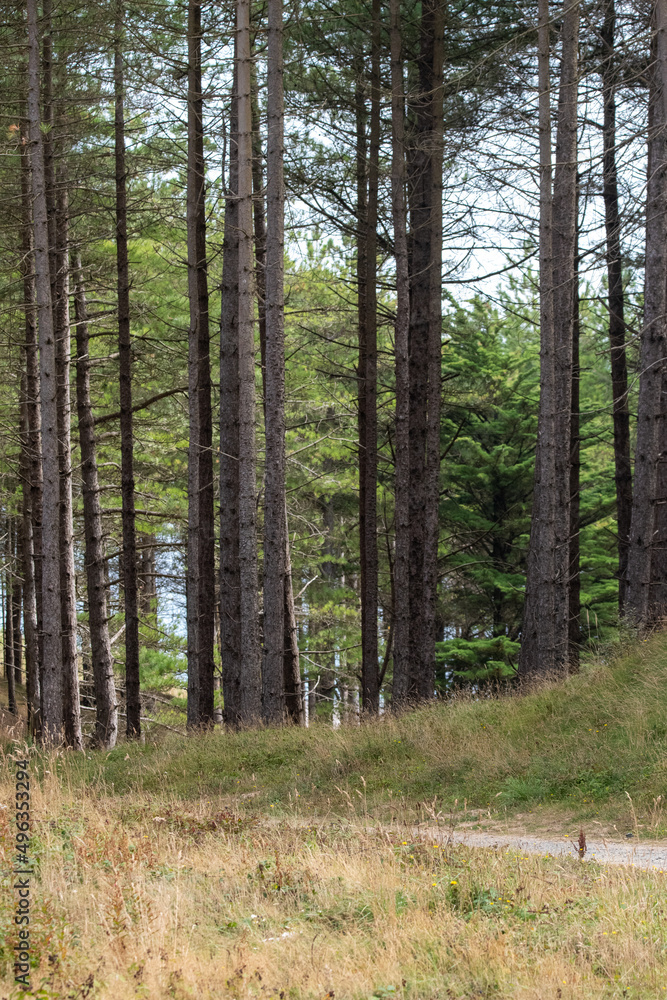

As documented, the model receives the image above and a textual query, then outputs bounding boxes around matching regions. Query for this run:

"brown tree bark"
[4,523,17,717]
[626,0,667,624]
[421,0,445,701]
[114,7,141,736]
[389,0,411,702]
[569,196,581,670]
[12,550,22,688]
[28,0,62,743]
[237,0,262,717]
[600,0,632,613]
[220,68,244,725]
[74,256,118,748]
[359,0,380,715]
[519,0,557,678]
[53,181,82,750]
[396,0,442,702]
[262,0,289,724]
[186,1,215,728]
[250,56,302,724]
[282,498,303,723]
[19,124,41,735]
[551,0,579,673]
[250,54,267,387]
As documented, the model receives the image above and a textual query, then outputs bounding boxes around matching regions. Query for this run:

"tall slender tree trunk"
[74,256,118,748]
[626,0,667,624]
[250,52,302,724]
[114,7,141,736]
[421,0,445,700]
[19,377,39,728]
[28,0,62,743]
[220,69,244,725]
[282,498,303,723]
[263,0,288,724]
[551,0,579,673]
[12,544,22,688]
[519,0,557,678]
[569,191,581,670]
[19,124,41,735]
[389,0,411,703]
[186,1,215,728]
[650,5,667,618]
[236,0,262,718]
[5,523,17,717]
[250,55,267,386]
[397,0,441,702]
[54,181,82,750]
[359,0,380,715]
[600,0,632,613]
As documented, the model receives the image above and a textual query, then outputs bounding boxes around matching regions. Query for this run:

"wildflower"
[450,880,457,885]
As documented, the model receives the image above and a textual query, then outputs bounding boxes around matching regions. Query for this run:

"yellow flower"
[451,880,457,885]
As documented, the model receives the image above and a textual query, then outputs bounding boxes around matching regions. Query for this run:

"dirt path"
[417,825,667,871]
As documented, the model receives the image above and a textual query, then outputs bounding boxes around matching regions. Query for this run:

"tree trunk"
[186,1,215,728]
[262,0,288,724]
[282,498,303,723]
[74,256,118,749]
[4,523,17,717]
[421,0,445,700]
[569,193,580,670]
[114,7,141,736]
[519,0,557,678]
[551,0,579,673]
[54,181,82,750]
[626,0,667,624]
[19,123,41,735]
[250,54,267,388]
[220,67,243,725]
[600,0,632,613]
[236,0,262,718]
[398,0,441,701]
[28,0,62,743]
[359,0,380,715]
[389,0,411,704]
[12,543,22,688]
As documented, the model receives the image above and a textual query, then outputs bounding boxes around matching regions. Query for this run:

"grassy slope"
[2,637,667,999]
[53,632,667,834]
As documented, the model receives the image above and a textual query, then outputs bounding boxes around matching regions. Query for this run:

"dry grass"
[1,757,667,1000]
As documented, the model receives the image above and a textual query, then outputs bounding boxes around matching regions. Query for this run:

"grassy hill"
[55,630,667,835]
[1,636,667,999]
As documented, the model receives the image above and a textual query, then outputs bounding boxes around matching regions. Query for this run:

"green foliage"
[139,647,187,691]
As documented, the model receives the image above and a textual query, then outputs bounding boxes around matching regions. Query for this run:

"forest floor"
[2,633,667,998]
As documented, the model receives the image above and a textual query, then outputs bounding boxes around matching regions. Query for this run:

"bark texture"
[74,258,118,748]
[519,0,556,678]
[237,0,262,717]
[601,0,632,612]
[19,128,41,734]
[220,68,244,725]
[551,0,579,673]
[394,0,443,703]
[262,0,288,724]
[626,0,667,624]
[389,0,411,702]
[186,1,215,728]
[114,11,141,736]
[28,0,62,742]
[359,0,380,715]
[53,182,82,750]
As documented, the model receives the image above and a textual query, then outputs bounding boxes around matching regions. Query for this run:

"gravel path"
[422,827,667,871]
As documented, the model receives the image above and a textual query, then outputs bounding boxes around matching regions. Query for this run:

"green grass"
[46,631,667,833]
